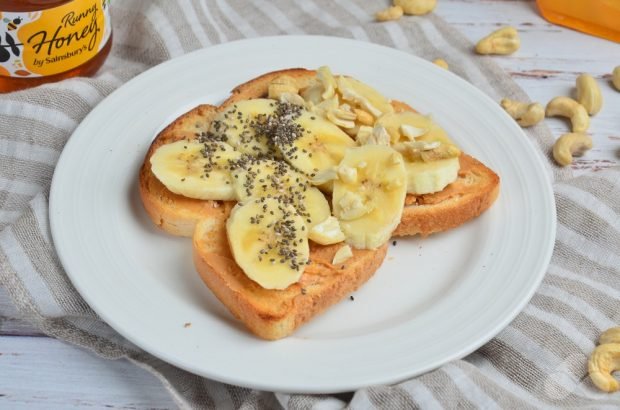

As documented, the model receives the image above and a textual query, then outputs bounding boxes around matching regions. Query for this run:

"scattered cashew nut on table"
[545,96,590,133]
[433,58,449,70]
[394,0,437,15]
[500,99,544,127]
[375,5,403,22]
[576,74,603,115]
[612,66,620,91]
[589,327,620,393]
[475,26,520,55]
[600,327,620,345]
[552,133,593,167]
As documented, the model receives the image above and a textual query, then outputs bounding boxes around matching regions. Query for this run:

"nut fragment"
[317,66,337,100]
[394,0,437,15]
[433,58,449,70]
[612,66,620,91]
[353,108,374,126]
[552,132,592,167]
[279,92,306,107]
[332,244,353,265]
[500,98,544,127]
[356,125,391,146]
[576,74,603,115]
[475,27,520,55]
[600,327,620,345]
[588,343,620,393]
[376,5,403,21]
[327,104,357,129]
[545,96,590,133]
[268,75,299,100]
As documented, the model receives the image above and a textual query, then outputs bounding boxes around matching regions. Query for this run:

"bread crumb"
[183,322,192,328]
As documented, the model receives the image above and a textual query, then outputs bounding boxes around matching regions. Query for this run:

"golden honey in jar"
[536,0,620,43]
[0,0,112,92]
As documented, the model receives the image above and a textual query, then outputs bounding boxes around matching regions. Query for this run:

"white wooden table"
[1,1,618,408]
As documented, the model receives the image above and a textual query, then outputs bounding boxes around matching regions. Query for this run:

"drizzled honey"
[0,0,112,92]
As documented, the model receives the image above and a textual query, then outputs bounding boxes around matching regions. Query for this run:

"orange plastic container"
[536,0,620,43]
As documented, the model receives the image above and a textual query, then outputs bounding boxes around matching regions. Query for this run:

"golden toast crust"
[193,217,387,340]
[138,68,500,339]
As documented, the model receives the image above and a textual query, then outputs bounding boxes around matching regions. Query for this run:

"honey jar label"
[0,0,112,78]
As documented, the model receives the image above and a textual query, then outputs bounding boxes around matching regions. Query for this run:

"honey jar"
[0,0,112,92]
[536,0,620,43]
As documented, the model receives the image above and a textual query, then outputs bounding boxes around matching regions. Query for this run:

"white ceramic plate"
[50,36,555,394]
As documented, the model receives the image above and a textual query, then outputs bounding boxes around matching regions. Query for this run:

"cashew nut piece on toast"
[545,96,590,133]
[375,5,403,22]
[589,327,620,393]
[500,99,544,127]
[576,74,603,115]
[612,66,620,91]
[552,133,592,167]
[475,27,520,55]
[268,75,299,100]
[394,0,436,15]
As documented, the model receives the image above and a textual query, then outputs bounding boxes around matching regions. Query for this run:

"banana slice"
[230,157,331,231]
[210,99,278,156]
[336,76,394,118]
[150,140,241,200]
[227,198,309,290]
[276,110,356,176]
[332,145,407,249]
[404,157,460,195]
[376,111,461,194]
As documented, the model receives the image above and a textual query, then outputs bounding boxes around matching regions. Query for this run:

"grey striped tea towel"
[0,1,618,408]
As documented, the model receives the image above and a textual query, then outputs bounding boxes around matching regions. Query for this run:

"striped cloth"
[1,1,618,408]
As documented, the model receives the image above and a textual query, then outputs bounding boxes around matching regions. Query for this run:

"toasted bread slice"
[139,69,499,238]
[138,68,499,339]
[193,216,387,340]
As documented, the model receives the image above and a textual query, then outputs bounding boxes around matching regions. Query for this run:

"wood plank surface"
[0,1,618,408]
[0,336,176,409]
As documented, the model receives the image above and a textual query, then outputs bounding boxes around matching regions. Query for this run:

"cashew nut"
[500,99,544,127]
[268,75,299,100]
[552,133,592,167]
[600,327,620,345]
[279,92,306,107]
[433,59,449,70]
[376,5,403,22]
[475,27,520,55]
[327,105,357,129]
[353,108,374,126]
[576,74,603,115]
[588,343,620,392]
[394,0,436,15]
[545,96,590,133]
[612,66,620,91]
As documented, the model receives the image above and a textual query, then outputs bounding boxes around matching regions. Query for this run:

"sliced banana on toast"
[230,157,331,235]
[210,99,278,157]
[333,145,407,249]
[376,112,461,195]
[227,197,309,290]
[150,140,242,200]
[276,110,356,177]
